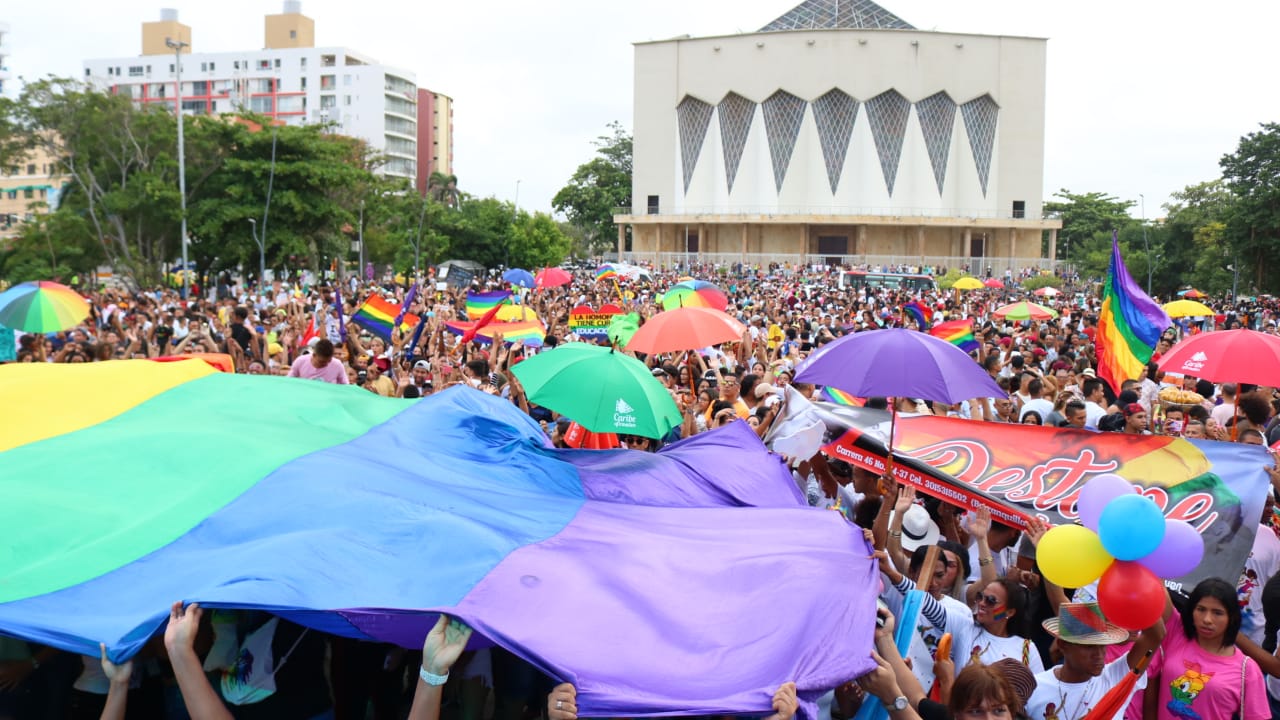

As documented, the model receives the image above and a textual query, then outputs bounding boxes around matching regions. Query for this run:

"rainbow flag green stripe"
[0,365,406,604]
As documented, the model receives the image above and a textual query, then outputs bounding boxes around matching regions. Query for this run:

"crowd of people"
[4,260,1280,720]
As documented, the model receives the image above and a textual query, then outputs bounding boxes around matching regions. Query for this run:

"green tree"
[1162,181,1235,295]
[553,122,631,258]
[1043,190,1139,280]
[509,212,572,270]
[1220,122,1280,292]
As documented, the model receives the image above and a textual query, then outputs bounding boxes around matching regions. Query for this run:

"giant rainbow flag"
[0,361,875,718]
[1097,234,1171,393]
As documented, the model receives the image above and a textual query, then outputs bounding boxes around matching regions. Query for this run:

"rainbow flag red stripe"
[596,265,618,282]
[929,319,979,353]
[351,295,419,341]
[821,387,864,407]
[446,320,545,347]
[466,291,512,320]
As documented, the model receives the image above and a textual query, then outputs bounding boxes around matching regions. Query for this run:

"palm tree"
[426,171,460,209]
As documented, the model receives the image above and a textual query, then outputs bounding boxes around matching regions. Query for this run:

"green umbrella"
[511,343,681,439]
[607,312,640,347]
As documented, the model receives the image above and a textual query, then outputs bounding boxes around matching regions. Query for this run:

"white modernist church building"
[616,0,1062,271]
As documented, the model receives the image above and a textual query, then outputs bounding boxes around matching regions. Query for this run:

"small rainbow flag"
[1097,233,1171,393]
[929,319,979,353]
[902,301,933,331]
[351,295,420,341]
[596,265,618,282]
[821,387,864,407]
[466,290,512,320]
[446,320,545,347]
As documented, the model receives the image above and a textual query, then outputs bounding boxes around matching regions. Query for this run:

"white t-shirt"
[1021,398,1055,423]
[881,587,972,692]
[953,625,1046,674]
[1239,526,1280,645]
[1027,657,1144,720]
[1084,401,1107,429]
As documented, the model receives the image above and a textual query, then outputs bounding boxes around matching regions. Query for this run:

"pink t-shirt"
[287,355,349,384]
[1153,611,1269,720]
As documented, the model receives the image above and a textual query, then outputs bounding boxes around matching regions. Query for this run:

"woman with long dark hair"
[960,579,1045,674]
[1151,578,1269,720]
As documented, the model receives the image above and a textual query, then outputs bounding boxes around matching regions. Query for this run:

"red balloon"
[1097,561,1166,631]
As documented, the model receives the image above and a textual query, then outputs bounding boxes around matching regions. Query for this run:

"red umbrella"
[625,306,746,354]
[1157,329,1280,387]
[534,267,572,289]
[983,278,1004,289]
[1033,287,1060,297]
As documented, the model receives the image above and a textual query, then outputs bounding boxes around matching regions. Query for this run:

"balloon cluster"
[1036,474,1205,631]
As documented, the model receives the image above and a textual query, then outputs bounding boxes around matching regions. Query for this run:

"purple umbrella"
[795,328,1003,495]
[796,328,1003,404]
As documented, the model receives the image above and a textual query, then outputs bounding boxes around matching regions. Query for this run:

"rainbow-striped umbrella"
[0,281,90,333]
[661,280,728,311]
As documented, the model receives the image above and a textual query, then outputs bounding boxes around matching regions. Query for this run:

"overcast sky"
[5,0,1278,220]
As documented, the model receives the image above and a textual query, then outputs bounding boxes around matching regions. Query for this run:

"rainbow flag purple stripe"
[1097,234,1171,393]
[352,294,420,341]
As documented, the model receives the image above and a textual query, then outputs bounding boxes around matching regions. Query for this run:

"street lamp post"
[248,218,265,288]
[357,200,364,282]
[1139,193,1151,294]
[260,124,278,286]
[167,37,190,298]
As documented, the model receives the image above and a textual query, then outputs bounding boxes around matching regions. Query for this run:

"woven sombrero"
[1042,602,1131,645]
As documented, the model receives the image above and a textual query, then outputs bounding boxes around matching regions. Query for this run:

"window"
[146,65,152,74]
[300,77,307,90]
[258,59,270,70]
[23,189,34,200]
[344,95,351,106]
[26,164,36,175]
[115,67,121,76]
[1012,200,1026,219]
[128,66,144,77]
[200,62,207,72]
[290,30,297,39]
[169,64,175,73]
[320,95,337,109]
[209,62,215,72]
[85,68,90,77]
[192,81,208,95]
[39,189,46,198]
[343,74,351,86]
[107,67,114,76]
[233,61,240,70]
[5,191,15,200]
[274,59,281,68]
[320,75,335,90]
[181,100,206,114]
[249,97,274,113]
[300,57,307,68]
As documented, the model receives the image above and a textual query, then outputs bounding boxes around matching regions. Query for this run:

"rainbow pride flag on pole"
[351,294,420,341]
[929,319,979,353]
[466,290,513,320]
[821,387,865,407]
[0,361,877,718]
[902,301,933,331]
[1097,233,1171,393]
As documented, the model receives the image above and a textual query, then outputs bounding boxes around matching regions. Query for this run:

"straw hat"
[1042,602,1130,645]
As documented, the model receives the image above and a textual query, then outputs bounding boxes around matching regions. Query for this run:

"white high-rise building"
[82,4,418,182]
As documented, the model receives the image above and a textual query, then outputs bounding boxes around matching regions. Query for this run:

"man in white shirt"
[1211,383,1239,428]
[1025,602,1165,720]
[1081,376,1108,429]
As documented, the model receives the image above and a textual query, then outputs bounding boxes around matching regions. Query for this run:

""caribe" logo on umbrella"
[614,398,637,429]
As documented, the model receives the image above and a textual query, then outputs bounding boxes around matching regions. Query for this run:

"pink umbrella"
[534,267,572,289]
[983,278,1004,289]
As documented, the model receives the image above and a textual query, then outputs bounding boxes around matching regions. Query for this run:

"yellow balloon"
[1037,524,1113,589]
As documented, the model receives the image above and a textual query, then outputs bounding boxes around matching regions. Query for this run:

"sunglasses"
[977,593,1002,607]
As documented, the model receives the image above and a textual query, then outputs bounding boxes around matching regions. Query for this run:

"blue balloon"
[1098,494,1166,561]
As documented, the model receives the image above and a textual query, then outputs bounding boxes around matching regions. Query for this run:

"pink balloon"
[1076,473,1135,531]
[1137,519,1205,578]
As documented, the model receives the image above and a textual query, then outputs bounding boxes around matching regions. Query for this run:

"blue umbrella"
[503,268,535,289]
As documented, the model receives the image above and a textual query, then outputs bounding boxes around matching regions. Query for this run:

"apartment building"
[83,3,426,184]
